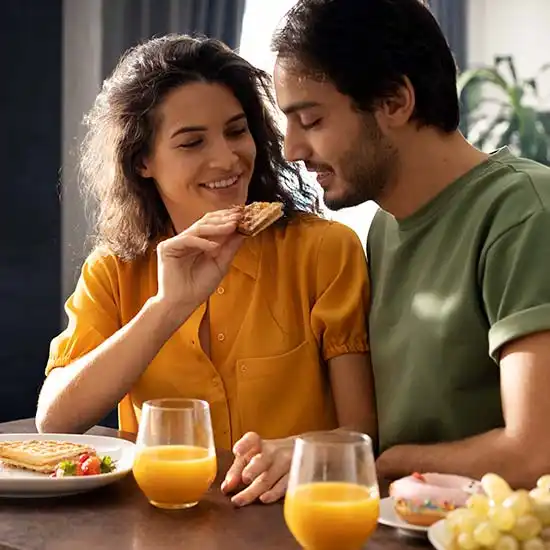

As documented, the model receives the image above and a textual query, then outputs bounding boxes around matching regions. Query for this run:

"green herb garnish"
[58,460,77,476]
[100,455,115,473]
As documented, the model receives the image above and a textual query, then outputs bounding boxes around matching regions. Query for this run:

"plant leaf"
[457,67,510,95]
[472,113,511,151]
[496,117,519,149]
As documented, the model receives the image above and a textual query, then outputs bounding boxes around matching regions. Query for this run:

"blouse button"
[216,286,225,295]
[217,333,225,342]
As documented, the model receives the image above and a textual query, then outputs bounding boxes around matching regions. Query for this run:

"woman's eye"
[179,140,202,149]
[227,126,248,137]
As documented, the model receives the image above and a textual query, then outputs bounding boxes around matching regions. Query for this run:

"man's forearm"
[376,428,550,488]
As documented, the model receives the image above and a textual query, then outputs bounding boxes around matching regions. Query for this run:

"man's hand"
[221,432,294,507]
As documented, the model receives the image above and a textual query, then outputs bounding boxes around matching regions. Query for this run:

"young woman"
[37,34,376,506]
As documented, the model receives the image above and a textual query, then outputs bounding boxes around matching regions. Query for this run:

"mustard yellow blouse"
[46,215,370,450]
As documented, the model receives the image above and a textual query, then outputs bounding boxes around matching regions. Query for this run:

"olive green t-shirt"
[367,147,550,453]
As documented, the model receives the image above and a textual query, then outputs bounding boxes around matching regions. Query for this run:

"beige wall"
[61,0,103,309]
[467,0,550,102]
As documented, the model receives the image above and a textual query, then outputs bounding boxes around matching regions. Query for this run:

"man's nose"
[283,126,311,162]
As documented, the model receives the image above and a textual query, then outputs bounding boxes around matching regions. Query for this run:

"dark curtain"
[0,0,62,422]
[178,0,246,49]
[428,0,467,71]
[102,0,246,76]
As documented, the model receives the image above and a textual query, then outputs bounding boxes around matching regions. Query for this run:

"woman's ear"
[137,156,152,179]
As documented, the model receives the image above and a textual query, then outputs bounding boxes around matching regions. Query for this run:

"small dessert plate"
[378,497,429,536]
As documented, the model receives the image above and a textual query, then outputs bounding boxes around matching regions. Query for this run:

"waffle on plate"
[236,201,284,237]
[0,439,96,474]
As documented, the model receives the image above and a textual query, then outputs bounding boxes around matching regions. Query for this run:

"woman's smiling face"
[141,81,257,229]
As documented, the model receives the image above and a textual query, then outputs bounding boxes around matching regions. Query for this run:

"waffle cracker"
[0,439,96,473]
[237,202,284,237]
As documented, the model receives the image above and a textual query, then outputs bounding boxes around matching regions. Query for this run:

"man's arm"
[376,330,550,488]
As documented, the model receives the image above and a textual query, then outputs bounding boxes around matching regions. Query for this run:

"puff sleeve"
[46,249,121,374]
[310,222,370,361]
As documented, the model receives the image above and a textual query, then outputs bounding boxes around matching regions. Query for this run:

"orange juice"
[133,445,217,509]
[284,482,379,550]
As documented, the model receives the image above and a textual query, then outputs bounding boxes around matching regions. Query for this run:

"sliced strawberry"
[78,453,91,465]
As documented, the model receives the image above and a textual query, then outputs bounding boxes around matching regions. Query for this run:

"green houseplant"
[458,55,550,164]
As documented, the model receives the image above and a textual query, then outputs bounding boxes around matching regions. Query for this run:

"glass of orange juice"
[284,431,379,550]
[132,398,217,510]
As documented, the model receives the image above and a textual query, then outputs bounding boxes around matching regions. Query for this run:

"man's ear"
[375,76,415,130]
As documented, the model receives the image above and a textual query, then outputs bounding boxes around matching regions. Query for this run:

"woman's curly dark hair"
[80,34,320,260]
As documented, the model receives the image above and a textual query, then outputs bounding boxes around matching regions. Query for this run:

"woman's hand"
[155,208,244,323]
[221,432,294,507]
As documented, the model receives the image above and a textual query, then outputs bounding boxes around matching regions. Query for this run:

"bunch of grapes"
[445,474,550,550]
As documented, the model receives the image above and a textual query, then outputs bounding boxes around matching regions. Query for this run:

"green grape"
[482,474,513,504]
[523,538,545,550]
[448,510,480,535]
[489,505,517,532]
[530,491,550,527]
[458,532,480,550]
[531,489,549,503]
[447,513,466,536]
[504,491,534,517]
[459,515,483,535]
[537,477,550,492]
[468,494,491,517]
[495,535,520,550]
[512,515,543,541]
[474,522,500,547]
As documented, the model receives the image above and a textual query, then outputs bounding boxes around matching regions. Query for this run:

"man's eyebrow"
[280,101,321,115]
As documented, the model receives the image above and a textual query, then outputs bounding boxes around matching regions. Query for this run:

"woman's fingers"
[190,207,242,229]
[233,432,263,460]
[158,234,219,257]
[231,452,291,507]
[259,474,289,504]
[221,455,248,494]
[241,452,273,485]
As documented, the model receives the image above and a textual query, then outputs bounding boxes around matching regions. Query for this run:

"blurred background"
[2,0,549,426]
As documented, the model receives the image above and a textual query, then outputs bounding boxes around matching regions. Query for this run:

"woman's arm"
[37,209,244,433]
[329,352,377,439]
[36,298,190,434]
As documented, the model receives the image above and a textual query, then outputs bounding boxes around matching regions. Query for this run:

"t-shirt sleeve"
[310,222,370,361]
[46,249,121,374]
[482,210,550,360]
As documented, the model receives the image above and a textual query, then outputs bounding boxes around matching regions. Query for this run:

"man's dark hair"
[272,0,459,132]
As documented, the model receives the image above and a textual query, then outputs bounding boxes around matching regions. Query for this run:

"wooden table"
[0,419,431,550]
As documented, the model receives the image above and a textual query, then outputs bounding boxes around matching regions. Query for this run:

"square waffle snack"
[236,201,284,237]
[0,439,96,474]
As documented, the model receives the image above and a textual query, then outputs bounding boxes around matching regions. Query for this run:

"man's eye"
[300,118,321,130]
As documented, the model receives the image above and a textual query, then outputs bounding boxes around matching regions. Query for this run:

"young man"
[268,0,550,487]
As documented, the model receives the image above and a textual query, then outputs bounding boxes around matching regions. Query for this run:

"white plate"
[428,519,449,550]
[0,433,135,498]
[378,496,429,535]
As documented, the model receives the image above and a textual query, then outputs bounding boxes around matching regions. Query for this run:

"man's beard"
[323,117,398,211]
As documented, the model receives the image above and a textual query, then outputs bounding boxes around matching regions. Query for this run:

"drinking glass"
[284,431,379,550]
[132,398,217,510]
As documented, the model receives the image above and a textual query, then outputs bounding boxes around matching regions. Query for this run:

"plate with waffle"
[0,433,135,498]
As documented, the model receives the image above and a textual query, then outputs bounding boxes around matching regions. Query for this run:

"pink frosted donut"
[389,472,481,527]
